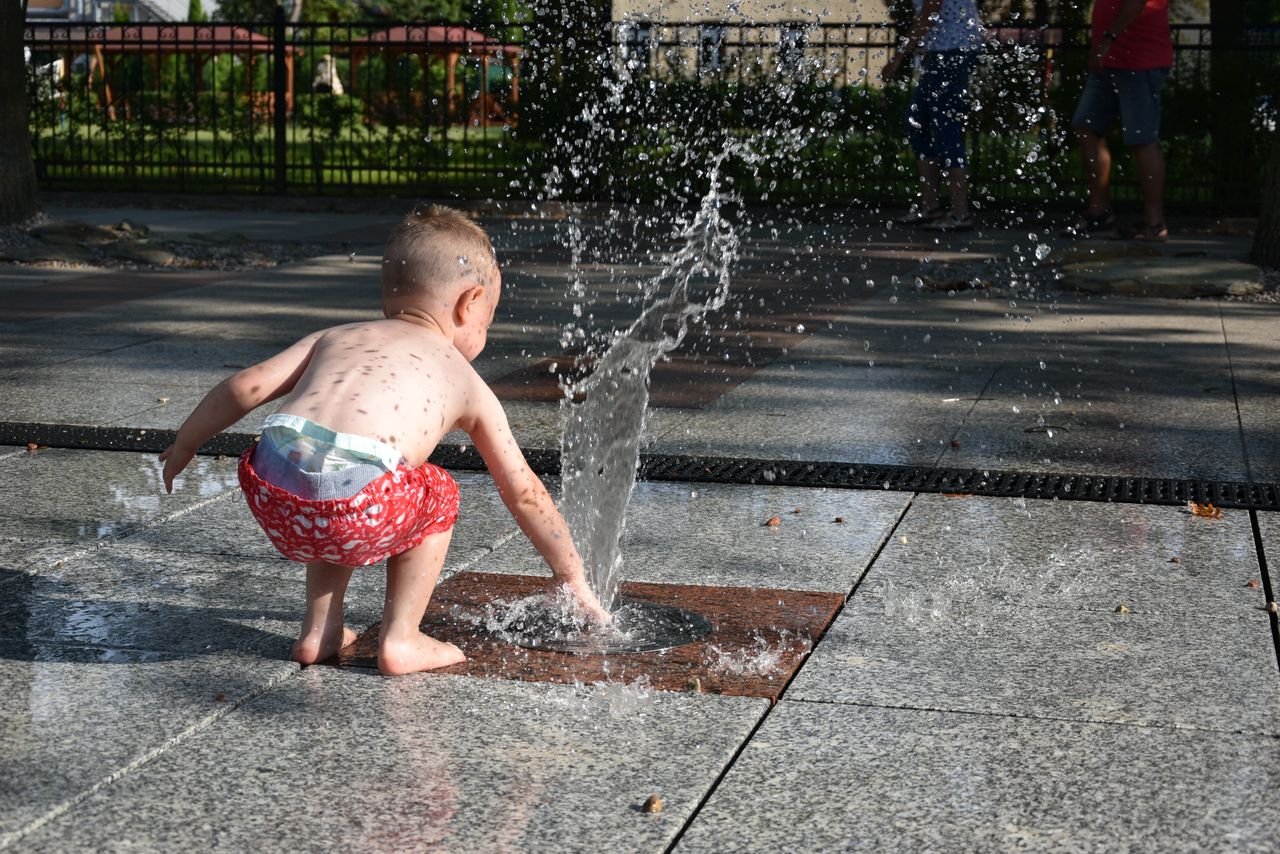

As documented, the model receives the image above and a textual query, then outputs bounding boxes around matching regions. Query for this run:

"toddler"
[160,205,608,675]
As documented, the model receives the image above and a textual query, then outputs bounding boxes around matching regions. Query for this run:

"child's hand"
[551,577,613,625]
[158,443,194,493]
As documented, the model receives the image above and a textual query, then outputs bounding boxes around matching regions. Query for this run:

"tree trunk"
[0,2,39,225]
[1210,0,1248,206]
[1250,129,1280,266]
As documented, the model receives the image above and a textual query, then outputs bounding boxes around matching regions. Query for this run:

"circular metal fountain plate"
[500,597,714,655]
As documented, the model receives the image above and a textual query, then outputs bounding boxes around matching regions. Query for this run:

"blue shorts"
[906,51,979,169]
[1071,68,1168,146]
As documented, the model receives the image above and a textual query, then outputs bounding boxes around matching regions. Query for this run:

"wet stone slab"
[646,358,994,466]
[0,449,239,546]
[338,572,843,700]
[789,594,1280,734]
[0,645,297,848]
[109,395,285,434]
[0,381,198,428]
[676,701,1280,852]
[952,368,1249,480]
[20,666,766,853]
[0,538,83,575]
[0,548,384,661]
[1260,513,1280,590]
[472,480,909,594]
[785,494,1280,733]
[851,494,1266,618]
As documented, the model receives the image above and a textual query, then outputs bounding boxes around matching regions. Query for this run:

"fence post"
[272,4,287,193]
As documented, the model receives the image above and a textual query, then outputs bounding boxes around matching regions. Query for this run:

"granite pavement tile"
[108,395,285,434]
[788,594,1280,734]
[1220,306,1280,481]
[645,356,996,465]
[0,449,239,546]
[0,381,191,427]
[19,666,767,853]
[0,343,148,373]
[0,539,83,576]
[474,480,909,593]
[1259,512,1280,588]
[442,400,568,453]
[676,701,1280,853]
[0,645,297,848]
[853,493,1266,618]
[3,335,286,389]
[0,548,384,660]
[952,365,1249,480]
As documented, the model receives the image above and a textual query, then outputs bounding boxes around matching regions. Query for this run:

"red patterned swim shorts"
[238,448,460,567]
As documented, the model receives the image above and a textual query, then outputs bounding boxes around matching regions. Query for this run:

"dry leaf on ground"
[1188,502,1223,519]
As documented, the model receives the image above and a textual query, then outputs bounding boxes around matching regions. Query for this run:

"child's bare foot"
[291,625,358,666]
[377,632,466,676]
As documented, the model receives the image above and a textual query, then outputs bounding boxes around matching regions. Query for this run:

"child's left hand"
[158,443,194,493]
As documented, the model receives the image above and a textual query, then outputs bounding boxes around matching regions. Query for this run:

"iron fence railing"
[22,15,1280,208]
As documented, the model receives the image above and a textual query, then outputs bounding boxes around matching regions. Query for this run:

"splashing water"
[532,18,847,615]
[547,676,657,720]
[559,176,739,611]
[707,630,811,679]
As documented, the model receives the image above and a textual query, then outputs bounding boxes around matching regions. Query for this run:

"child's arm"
[159,331,323,492]
[463,385,609,620]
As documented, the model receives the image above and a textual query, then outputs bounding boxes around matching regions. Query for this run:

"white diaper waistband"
[260,414,402,473]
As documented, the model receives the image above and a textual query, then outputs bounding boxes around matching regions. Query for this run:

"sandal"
[1131,221,1169,242]
[1063,209,1116,237]
[895,205,947,225]
[923,212,974,233]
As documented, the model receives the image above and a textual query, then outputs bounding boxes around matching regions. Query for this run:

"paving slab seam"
[0,662,303,852]
[783,695,1280,739]
[1219,304,1256,482]
[662,643,828,853]
[0,449,27,465]
[79,488,243,554]
[1249,509,1280,675]
[437,524,526,584]
[662,503,898,850]
[932,362,1002,468]
[844,493,916,604]
[665,493,917,847]
[15,489,247,577]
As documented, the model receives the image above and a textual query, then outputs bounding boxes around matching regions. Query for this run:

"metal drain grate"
[4,421,1278,512]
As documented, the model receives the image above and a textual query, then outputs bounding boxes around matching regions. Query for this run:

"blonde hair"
[381,204,498,302]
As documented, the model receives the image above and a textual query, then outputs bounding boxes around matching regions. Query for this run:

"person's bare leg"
[1133,142,1166,227]
[378,529,465,675]
[918,157,942,212]
[1076,129,1112,215]
[946,166,969,217]
[293,560,358,665]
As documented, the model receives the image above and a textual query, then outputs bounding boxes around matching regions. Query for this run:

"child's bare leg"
[377,530,465,675]
[293,560,358,665]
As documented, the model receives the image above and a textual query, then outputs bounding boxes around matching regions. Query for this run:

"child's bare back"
[277,317,481,467]
[160,205,607,676]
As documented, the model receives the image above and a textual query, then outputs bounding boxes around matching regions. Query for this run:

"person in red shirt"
[1068,0,1173,241]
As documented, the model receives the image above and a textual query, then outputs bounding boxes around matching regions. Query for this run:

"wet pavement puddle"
[334,572,843,701]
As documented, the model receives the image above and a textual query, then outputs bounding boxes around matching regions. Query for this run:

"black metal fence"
[22,14,1280,208]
